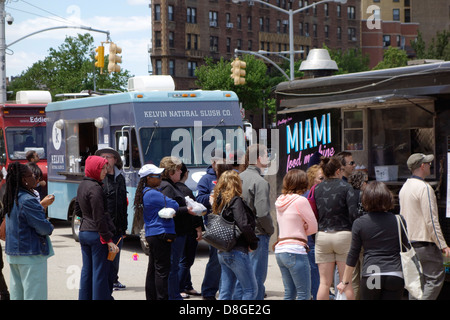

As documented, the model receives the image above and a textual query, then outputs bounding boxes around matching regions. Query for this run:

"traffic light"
[108,42,122,73]
[230,58,246,85]
[95,45,104,69]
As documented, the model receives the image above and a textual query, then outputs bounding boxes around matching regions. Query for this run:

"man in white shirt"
[399,153,450,300]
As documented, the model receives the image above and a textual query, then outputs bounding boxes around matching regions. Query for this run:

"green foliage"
[411,30,450,61]
[195,55,270,111]
[372,46,408,70]
[324,45,370,74]
[8,33,132,99]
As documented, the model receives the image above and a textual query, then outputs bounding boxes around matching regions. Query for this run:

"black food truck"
[275,61,450,283]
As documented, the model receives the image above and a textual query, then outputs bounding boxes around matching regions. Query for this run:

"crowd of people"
[0,144,449,301]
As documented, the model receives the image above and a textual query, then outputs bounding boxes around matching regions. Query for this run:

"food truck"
[0,91,51,199]
[45,76,246,248]
[275,61,450,247]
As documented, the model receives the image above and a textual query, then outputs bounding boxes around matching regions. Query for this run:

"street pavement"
[0,219,285,300]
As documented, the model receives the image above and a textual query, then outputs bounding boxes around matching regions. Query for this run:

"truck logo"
[52,122,62,151]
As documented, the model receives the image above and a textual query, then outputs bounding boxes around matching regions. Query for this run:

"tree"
[372,46,408,70]
[411,30,450,61]
[325,46,370,74]
[8,33,132,98]
[195,55,270,111]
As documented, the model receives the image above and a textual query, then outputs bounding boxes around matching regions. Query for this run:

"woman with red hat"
[77,155,119,300]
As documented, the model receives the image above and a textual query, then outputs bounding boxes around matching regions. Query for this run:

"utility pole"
[0,0,7,103]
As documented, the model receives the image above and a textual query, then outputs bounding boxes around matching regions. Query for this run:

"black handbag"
[203,205,242,252]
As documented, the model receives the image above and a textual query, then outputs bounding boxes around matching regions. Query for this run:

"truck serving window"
[369,105,435,179]
[139,126,245,167]
[6,126,47,160]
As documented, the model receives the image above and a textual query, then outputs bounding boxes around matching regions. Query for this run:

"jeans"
[307,235,320,299]
[233,234,270,300]
[168,234,187,300]
[79,231,113,300]
[201,245,221,298]
[179,232,199,292]
[218,250,257,300]
[276,252,311,300]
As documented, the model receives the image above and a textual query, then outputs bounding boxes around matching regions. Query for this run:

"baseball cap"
[138,164,164,178]
[406,153,434,171]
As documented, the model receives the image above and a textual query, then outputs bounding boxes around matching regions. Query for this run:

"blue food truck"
[46,77,245,249]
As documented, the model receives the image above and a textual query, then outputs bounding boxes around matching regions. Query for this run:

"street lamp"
[232,0,347,81]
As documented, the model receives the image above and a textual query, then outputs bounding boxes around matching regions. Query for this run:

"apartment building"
[150,0,361,90]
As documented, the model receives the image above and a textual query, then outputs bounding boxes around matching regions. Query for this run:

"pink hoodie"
[275,194,318,249]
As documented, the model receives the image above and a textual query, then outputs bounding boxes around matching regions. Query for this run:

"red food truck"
[0,91,51,199]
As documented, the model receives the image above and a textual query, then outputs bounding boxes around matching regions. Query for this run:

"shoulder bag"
[203,204,242,252]
[396,214,424,300]
[307,184,318,220]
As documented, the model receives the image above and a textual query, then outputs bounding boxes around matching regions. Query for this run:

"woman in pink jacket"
[274,169,318,300]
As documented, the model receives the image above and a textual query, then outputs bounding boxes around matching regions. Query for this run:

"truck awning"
[278,93,436,114]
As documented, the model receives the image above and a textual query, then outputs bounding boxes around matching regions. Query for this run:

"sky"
[4,0,151,79]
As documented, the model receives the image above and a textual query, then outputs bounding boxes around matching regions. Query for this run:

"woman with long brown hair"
[211,170,259,300]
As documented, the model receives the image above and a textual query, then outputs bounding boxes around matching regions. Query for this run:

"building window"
[248,40,253,51]
[227,38,231,53]
[237,39,242,50]
[393,9,400,21]
[383,35,391,47]
[209,11,218,27]
[313,24,317,38]
[325,25,329,39]
[260,17,264,32]
[187,7,197,24]
[248,16,252,31]
[188,61,197,77]
[154,31,161,47]
[324,3,329,16]
[348,28,356,41]
[168,5,174,21]
[337,4,341,17]
[169,60,175,76]
[347,6,356,19]
[155,60,162,75]
[305,23,309,37]
[210,36,219,52]
[337,26,342,40]
[299,22,303,36]
[237,15,242,29]
[169,32,174,48]
[154,4,161,21]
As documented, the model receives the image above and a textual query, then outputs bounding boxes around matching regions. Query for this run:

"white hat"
[138,164,164,178]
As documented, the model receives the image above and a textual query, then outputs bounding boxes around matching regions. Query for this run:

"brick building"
[361,0,419,68]
[150,0,361,90]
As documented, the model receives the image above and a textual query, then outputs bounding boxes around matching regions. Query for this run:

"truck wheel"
[71,213,81,242]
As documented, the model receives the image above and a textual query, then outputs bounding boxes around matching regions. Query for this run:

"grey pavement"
[0,219,285,300]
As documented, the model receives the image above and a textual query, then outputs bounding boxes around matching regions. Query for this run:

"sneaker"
[113,281,126,290]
